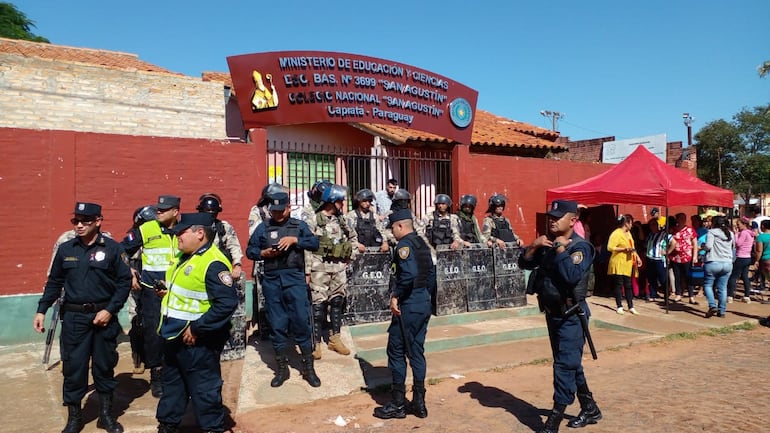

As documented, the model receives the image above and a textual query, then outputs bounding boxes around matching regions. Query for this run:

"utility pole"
[540,110,564,131]
[682,113,694,147]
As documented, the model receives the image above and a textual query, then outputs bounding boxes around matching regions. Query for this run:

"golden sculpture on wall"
[251,70,279,112]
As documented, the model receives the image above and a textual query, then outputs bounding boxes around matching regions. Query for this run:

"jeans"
[704,261,733,315]
[727,257,751,298]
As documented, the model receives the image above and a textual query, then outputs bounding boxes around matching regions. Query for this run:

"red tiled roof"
[0,37,181,75]
[202,71,233,88]
[354,110,564,149]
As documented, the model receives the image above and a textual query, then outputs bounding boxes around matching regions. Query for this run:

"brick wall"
[0,54,226,139]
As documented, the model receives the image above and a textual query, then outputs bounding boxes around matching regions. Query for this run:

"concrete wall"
[0,54,226,139]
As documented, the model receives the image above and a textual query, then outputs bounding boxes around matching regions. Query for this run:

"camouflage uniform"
[345,208,388,251]
[456,209,483,244]
[423,211,463,248]
[306,212,357,303]
[481,214,521,245]
[212,219,244,267]
[248,204,269,237]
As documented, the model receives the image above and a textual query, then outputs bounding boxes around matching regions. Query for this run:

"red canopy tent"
[546,145,733,208]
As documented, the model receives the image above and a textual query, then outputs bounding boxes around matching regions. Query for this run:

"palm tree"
[760,61,770,79]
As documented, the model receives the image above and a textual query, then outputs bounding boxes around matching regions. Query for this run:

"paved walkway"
[3,293,767,433]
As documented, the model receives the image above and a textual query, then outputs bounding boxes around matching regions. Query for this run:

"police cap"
[546,200,578,219]
[387,208,413,228]
[171,212,214,234]
[268,191,290,212]
[156,195,181,210]
[74,202,102,217]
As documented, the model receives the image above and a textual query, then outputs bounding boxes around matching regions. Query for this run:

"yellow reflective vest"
[139,220,178,273]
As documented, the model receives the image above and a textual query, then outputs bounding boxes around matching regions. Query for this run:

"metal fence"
[266,139,452,219]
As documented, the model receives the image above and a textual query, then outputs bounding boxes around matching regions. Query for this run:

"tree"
[760,61,770,78]
[695,103,770,206]
[0,2,49,43]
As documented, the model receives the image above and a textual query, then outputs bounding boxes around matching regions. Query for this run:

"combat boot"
[271,352,290,387]
[567,386,602,428]
[538,403,566,433]
[300,348,322,387]
[150,366,163,398]
[328,297,351,355]
[131,351,145,374]
[311,302,327,359]
[157,422,179,433]
[373,384,407,419]
[410,382,428,418]
[96,393,124,433]
[62,404,83,433]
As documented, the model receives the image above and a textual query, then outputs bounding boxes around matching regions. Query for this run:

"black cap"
[651,207,660,216]
[268,192,290,212]
[171,212,214,235]
[546,200,578,219]
[74,202,102,217]
[156,195,181,210]
[387,209,413,228]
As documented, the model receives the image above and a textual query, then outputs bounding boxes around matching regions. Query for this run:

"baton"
[42,294,64,365]
[396,314,412,358]
[564,303,598,360]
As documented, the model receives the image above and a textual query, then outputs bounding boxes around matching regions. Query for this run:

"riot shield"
[493,243,526,307]
[435,246,467,315]
[221,275,247,361]
[464,244,496,311]
[345,249,392,324]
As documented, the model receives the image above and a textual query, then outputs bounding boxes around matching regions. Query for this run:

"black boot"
[96,393,124,433]
[61,404,83,433]
[567,386,602,428]
[373,384,407,419]
[300,348,321,387]
[150,367,163,398]
[311,302,327,359]
[157,422,179,433]
[271,352,290,387]
[538,403,566,433]
[410,382,428,418]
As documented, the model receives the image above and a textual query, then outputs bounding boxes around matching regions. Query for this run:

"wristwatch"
[552,241,562,249]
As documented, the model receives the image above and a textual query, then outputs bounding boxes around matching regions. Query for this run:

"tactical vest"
[457,212,479,243]
[159,245,232,338]
[213,220,233,264]
[139,220,178,272]
[491,216,516,242]
[427,214,453,246]
[263,219,305,272]
[355,209,382,247]
[315,213,353,260]
[395,234,433,298]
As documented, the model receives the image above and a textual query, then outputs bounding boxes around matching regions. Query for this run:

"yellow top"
[607,227,635,276]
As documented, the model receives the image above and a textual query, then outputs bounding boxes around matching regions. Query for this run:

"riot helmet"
[434,194,452,207]
[355,188,375,203]
[307,179,332,202]
[133,205,157,228]
[318,184,347,214]
[487,194,506,213]
[390,189,412,212]
[197,195,222,214]
[257,183,286,207]
[460,194,477,211]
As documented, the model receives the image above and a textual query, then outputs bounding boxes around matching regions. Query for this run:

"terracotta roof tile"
[202,71,233,87]
[0,37,181,75]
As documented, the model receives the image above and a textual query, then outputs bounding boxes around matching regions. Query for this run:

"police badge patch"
[398,246,410,260]
[571,251,584,264]
[218,271,233,287]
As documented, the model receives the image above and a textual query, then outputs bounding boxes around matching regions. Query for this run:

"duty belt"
[63,302,109,313]
[322,257,346,263]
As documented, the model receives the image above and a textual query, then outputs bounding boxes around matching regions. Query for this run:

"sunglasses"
[70,217,97,226]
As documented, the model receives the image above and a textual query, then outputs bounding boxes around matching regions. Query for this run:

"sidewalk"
[3,293,767,433]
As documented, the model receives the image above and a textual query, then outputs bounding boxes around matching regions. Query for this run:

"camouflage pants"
[308,255,347,304]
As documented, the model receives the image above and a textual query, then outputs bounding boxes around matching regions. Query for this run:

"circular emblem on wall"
[449,98,473,129]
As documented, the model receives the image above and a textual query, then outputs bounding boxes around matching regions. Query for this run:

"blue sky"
[12,0,770,144]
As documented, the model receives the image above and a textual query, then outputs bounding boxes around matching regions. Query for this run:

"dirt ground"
[235,325,770,433]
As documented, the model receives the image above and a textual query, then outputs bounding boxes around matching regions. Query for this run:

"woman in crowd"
[754,219,770,292]
[727,216,754,303]
[608,214,640,315]
[702,216,735,318]
[645,217,672,302]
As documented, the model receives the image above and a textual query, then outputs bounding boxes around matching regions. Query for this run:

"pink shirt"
[735,229,755,258]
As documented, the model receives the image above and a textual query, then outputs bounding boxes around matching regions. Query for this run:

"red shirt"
[671,226,696,263]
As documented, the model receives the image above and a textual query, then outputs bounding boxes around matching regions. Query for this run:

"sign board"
[227,51,479,143]
[602,134,667,164]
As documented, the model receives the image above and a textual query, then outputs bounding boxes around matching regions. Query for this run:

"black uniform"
[39,232,132,405]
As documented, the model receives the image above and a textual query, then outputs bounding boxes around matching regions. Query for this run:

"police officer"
[373,209,435,420]
[456,194,482,247]
[384,189,428,246]
[121,194,180,398]
[248,183,286,237]
[307,184,357,359]
[346,188,389,253]
[482,194,524,248]
[518,200,601,433]
[424,194,462,250]
[300,179,332,224]
[127,204,157,374]
[246,192,322,388]
[155,212,238,433]
[34,202,132,433]
[197,193,244,277]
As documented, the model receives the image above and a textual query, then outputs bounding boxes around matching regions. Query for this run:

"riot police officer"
[482,194,523,248]
[384,189,428,246]
[197,193,244,278]
[518,200,601,433]
[249,183,286,237]
[307,184,357,359]
[346,188,389,253]
[300,179,332,224]
[373,209,435,420]
[34,202,132,433]
[246,192,322,388]
[127,204,157,374]
[456,194,482,246]
[424,194,462,250]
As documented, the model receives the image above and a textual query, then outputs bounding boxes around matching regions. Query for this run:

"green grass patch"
[427,377,444,386]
